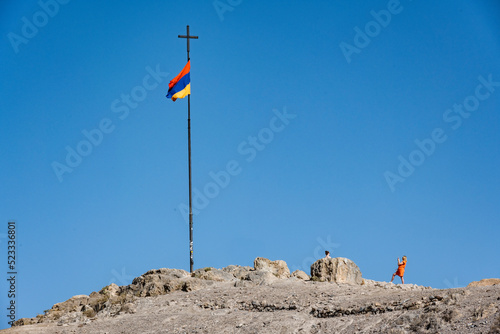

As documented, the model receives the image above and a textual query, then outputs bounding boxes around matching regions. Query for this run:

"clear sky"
[1,0,499,328]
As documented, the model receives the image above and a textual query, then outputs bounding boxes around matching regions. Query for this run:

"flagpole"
[188,85,193,275]
[179,25,198,274]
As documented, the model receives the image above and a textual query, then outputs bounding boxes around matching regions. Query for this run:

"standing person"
[324,251,331,259]
[390,256,407,284]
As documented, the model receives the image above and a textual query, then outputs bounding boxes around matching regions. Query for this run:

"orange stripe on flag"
[168,60,190,90]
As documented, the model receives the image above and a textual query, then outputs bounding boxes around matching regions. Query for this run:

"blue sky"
[1,0,499,328]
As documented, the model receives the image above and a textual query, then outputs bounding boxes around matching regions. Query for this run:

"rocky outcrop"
[193,267,237,282]
[125,268,199,297]
[13,257,368,328]
[10,258,500,333]
[254,257,290,279]
[12,259,286,327]
[310,257,363,284]
[291,270,310,280]
[244,271,278,285]
[15,283,138,326]
[467,278,500,287]
[223,265,253,280]
[10,274,498,334]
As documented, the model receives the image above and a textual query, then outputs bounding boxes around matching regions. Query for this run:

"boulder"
[310,257,363,284]
[193,268,236,282]
[467,278,500,287]
[52,294,90,313]
[141,268,190,279]
[127,268,190,297]
[244,271,278,285]
[12,318,37,326]
[100,283,121,297]
[291,270,310,280]
[223,265,253,280]
[254,257,290,279]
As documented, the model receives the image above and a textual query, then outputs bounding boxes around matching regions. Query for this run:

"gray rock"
[223,265,253,280]
[120,303,137,314]
[127,269,191,297]
[100,283,121,297]
[51,295,90,313]
[291,270,310,280]
[98,303,122,318]
[254,257,290,279]
[193,268,236,282]
[310,257,363,284]
[140,268,190,280]
[245,271,278,285]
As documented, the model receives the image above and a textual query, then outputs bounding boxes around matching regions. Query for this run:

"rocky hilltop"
[2,257,500,334]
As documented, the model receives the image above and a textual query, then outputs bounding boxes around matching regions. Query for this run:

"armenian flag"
[166,61,190,101]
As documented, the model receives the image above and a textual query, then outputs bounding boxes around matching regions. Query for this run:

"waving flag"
[166,60,190,101]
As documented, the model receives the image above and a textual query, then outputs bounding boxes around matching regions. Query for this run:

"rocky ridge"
[3,257,500,334]
[11,258,309,328]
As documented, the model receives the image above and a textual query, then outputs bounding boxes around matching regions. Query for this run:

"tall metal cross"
[178,25,198,274]
[178,25,198,62]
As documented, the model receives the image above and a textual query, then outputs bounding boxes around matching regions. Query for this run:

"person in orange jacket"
[390,255,407,284]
